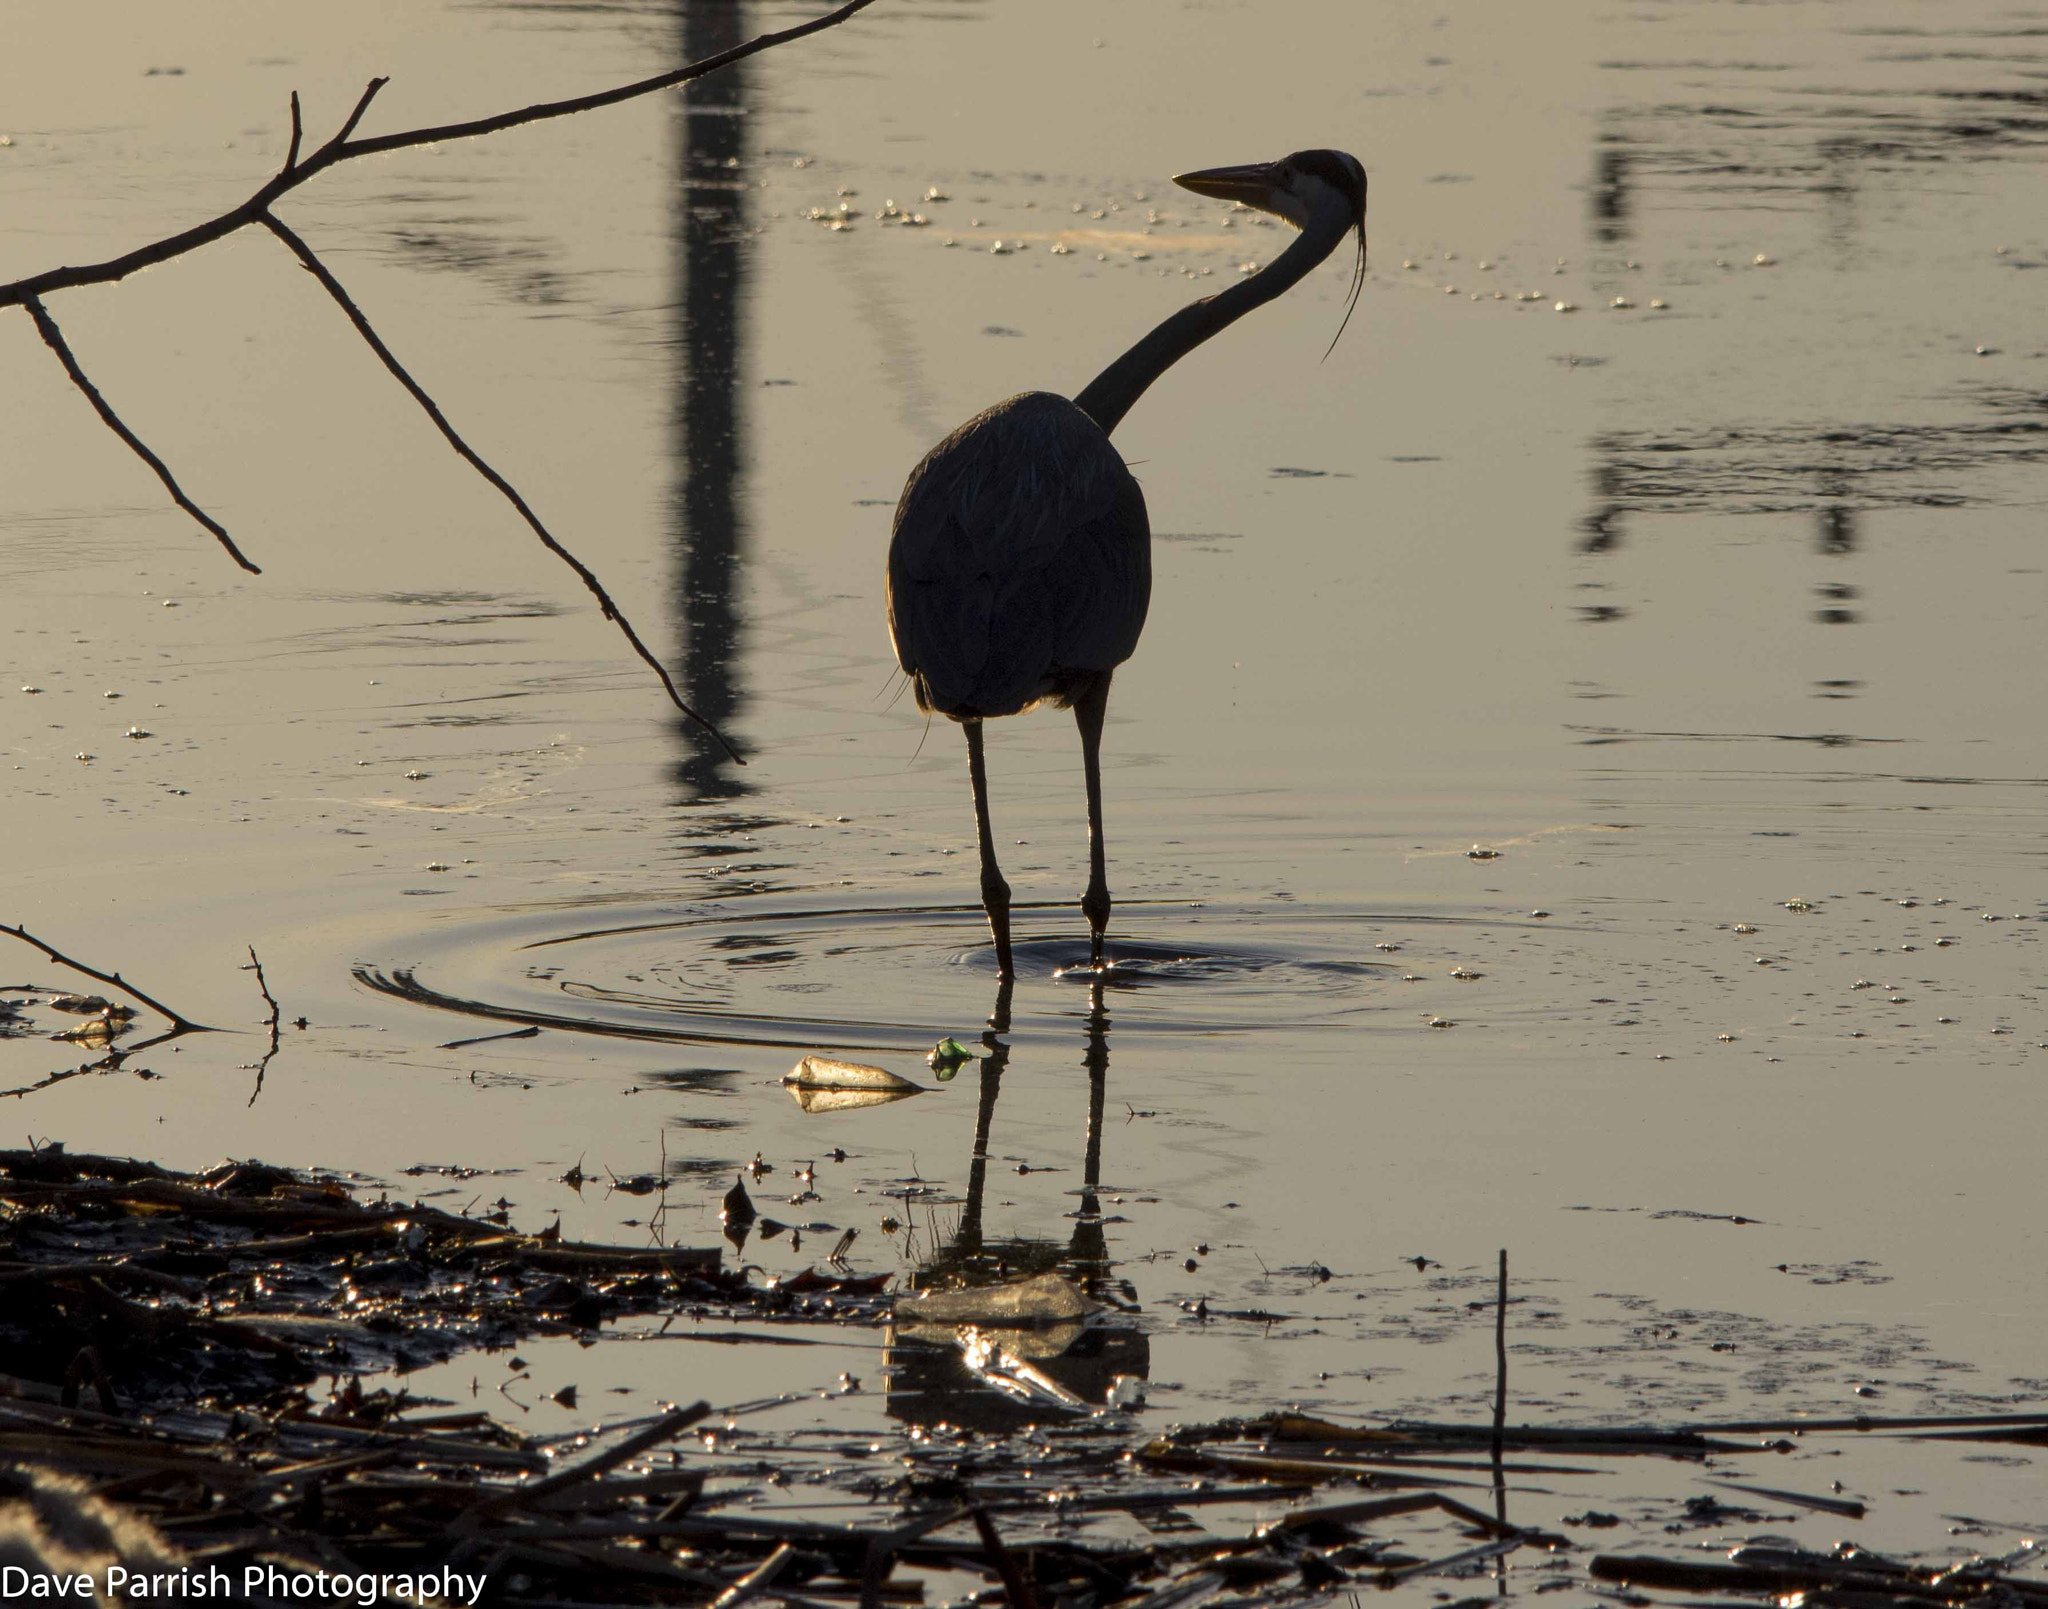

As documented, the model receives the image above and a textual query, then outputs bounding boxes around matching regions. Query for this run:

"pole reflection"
[670,0,752,800]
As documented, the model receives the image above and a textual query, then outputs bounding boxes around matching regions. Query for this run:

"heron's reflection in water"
[885,977,1150,1434]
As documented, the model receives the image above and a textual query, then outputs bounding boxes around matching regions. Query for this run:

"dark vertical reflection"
[1066,982,1112,1278]
[948,979,1014,1263]
[1591,134,1633,245]
[885,978,1149,1432]
[671,0,752,800]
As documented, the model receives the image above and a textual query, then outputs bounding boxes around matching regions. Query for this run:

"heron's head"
[1172,148,1367,238]
[1174,149,1369,353]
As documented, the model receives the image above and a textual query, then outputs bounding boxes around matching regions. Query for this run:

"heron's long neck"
[1073,216,1348,437]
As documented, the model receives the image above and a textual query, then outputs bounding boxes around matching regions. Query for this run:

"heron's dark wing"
[887,392,1151,718]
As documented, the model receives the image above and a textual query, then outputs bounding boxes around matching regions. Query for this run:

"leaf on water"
[784,1055,920,1091]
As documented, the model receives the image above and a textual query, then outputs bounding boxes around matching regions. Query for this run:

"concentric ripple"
[349,898,1489,1054]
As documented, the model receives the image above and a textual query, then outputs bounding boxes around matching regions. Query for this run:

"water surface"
[5,0,2047,1583]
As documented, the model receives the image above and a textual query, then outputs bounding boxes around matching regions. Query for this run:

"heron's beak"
[1172,160,1284,211]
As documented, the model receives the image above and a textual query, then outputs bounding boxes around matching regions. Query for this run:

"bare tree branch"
[328,76,390,149]
[20,295,261,574]
[0,0,877,309]
[258,212,744,763]
[0,923,215,1035]
[285,91,303,173]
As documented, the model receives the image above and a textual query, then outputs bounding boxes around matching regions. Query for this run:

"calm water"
[5,0,2047,1577]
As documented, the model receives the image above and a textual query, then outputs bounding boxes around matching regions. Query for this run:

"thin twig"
[0,0,878,309]
[255,212,742,763]
[20,296,260,574]
[327,77,389,149]
[284,91,303,172]
[0,923,214,1034]
[244,945,282,1108]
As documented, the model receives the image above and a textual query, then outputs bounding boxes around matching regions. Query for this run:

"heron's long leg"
[964,718,1015,980]
[1074,675,1113,965]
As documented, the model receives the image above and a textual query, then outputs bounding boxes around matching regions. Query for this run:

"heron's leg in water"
[964,718,1015,980]
[1074,676,1113,965]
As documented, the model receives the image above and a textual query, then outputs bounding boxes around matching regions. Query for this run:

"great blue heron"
[886,149,1369,980]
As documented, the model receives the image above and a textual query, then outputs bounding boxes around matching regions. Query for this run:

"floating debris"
[927,1036,984,1077]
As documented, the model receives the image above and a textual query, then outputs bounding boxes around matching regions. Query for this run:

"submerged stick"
[244,946,282,1107]
[969,1508,1041,1609]
[20,296,259,574]
[0,923,214,1034]
[256,213,742,764]
[1492,1247,1508,1467]
[467,1402,712,1520]
[1683,1410,2048,1436]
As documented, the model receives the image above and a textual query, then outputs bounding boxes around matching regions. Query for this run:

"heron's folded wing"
[887,393,1147,713]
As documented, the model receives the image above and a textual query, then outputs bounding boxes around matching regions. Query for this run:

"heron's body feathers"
[886,391,1150,720]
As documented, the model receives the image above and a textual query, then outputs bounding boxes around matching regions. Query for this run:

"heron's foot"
[1082,881,1111,965]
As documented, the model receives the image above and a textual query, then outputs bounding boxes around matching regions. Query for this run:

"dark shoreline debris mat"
[6,1148,2048,1606]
